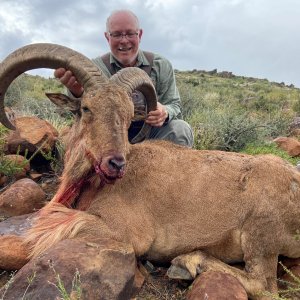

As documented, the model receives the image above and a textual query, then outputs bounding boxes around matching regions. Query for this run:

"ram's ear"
[45,93,81,113]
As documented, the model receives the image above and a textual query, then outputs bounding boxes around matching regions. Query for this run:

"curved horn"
[0,43,108,129]
[110,67,158,143]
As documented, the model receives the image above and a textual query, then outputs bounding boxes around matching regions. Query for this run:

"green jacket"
[92,50,182,121]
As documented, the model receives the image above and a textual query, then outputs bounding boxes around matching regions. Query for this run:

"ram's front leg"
[167,251,277,300]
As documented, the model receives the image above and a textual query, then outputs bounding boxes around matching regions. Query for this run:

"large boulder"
[4,116,58,154]
[1,238,136,300]
[0,178,46,217]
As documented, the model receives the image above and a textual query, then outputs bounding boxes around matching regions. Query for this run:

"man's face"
[105,12,143,67]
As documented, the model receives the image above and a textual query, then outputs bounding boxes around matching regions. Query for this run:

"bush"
[15,97,73,131]
[242,142,299,165]
[177,72,297,151]
[0,125,29,177]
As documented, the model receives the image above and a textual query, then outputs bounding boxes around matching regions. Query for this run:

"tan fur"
[25,83,300,299]
[25,203,97,258]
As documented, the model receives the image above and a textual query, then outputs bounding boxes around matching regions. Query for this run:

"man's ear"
[138,29,143,40]
[104,32,110,42]
[45,93,81,113]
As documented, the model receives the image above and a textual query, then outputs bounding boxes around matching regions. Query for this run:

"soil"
[136,269,189,299]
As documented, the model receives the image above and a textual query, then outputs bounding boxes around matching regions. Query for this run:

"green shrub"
[177,71,298,151]
[242,142,299,165]
[0,125,29,177]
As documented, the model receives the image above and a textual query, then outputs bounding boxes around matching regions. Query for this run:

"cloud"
[1,0,300,87]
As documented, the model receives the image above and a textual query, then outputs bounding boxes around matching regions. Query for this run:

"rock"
[1,238,136,300]
[0,178,46,217]
[186,271,247,300]
[4,116,58,154]
[0,235,29,270]
[273,136,300,157]
[290,128,300,137]
[0,175,8,187]
[29,172,43,181]
[0,213,35,237]
[131,265,145,297]
[0,214,35,270]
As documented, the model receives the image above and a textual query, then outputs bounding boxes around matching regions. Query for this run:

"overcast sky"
[1,0,300,87]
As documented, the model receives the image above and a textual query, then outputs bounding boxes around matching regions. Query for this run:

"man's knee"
[169,120,194,147]
[149,119,194,147]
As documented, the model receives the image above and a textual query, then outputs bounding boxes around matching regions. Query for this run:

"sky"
[1,0,300,87]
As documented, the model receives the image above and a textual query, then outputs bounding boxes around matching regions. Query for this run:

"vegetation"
[176,70,300,152]
[48,264,82,300]
[5,74,63,107]
[0,126,29,178]
[1,73,69,177]
[2,70,300,299]
[0,267,82,300]
[3,69,300,159]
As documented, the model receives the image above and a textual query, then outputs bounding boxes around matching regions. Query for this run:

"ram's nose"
[100,154,126,180]
[108,156,126,172]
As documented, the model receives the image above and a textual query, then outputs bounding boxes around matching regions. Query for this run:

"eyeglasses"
[109,31,139,41]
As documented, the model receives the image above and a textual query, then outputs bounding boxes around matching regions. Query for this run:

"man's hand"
[54,68,84,98]
[145,102,168,127]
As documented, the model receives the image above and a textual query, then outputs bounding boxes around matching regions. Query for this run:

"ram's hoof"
[167,264,193,280]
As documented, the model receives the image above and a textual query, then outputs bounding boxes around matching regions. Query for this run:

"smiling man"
[105,10,141,67]
[55,9,193,147]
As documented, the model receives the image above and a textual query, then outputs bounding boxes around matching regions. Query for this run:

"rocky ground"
[0,263,188,300]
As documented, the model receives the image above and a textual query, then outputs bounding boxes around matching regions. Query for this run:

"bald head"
[106,10,140,32]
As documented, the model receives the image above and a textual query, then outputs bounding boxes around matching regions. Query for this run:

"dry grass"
[136,266,189,300]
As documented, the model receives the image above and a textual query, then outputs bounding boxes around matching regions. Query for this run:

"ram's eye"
[82,106,90,113]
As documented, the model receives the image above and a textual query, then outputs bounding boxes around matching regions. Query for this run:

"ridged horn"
[110,67,158,143]
[0,43,108,130]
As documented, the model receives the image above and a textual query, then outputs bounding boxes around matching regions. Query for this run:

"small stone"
[0,178,46,217]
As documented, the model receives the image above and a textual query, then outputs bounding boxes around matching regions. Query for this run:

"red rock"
[187,271,248,300]
[0,178,46,217]
[273,137,300,157]
[5,116,58,154]
[0,235,29,270]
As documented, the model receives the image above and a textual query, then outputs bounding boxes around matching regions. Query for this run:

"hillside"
[4,70,300,153]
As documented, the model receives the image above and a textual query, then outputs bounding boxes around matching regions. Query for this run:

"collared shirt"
[92,50,182,121]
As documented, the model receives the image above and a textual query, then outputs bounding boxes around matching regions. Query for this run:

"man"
[54,9,193,147]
